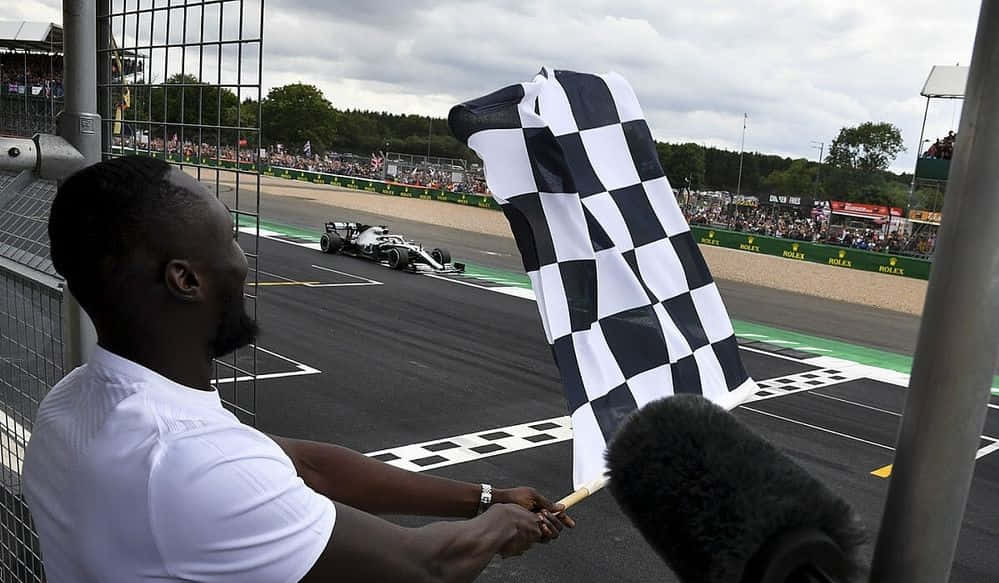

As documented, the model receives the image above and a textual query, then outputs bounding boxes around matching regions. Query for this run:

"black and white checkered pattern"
[449,68,757,488]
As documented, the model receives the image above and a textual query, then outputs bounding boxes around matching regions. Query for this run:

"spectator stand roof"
[921,65,968,99]
[912,65,969,185]
[0,21,63,54]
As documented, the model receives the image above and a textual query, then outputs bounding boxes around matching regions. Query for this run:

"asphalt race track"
[232,191,998,582]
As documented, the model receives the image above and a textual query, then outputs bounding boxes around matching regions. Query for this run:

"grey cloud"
[16,0,983,171]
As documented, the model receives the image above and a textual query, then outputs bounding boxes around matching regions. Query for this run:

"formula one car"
[319,221,465,273]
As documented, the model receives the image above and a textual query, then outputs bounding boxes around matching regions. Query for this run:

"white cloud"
[10,0,982,171]
[260,0,980,172]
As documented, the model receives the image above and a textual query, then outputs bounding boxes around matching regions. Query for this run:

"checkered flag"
[449,68,757,489]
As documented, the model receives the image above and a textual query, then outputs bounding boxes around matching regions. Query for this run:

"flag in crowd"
[449,68,757,489]
[371,151,385,172]
[303,140,312,158]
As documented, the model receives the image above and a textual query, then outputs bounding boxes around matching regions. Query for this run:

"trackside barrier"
[689,226,932,280]
[0,259,61,583]
[109,147,501,210]
[261,165,501,210]
[113,148,935,280]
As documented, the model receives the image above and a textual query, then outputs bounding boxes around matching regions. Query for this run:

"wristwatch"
[477,483,493,515]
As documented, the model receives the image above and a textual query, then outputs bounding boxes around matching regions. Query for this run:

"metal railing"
[0,258,61,583]
[0,0,266,579]
[97,0,265,424]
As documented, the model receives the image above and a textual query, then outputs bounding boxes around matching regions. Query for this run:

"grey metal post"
[59,0,102,367]
[907,96,930,214]
[870,3,999,581]
[97,0,111,157]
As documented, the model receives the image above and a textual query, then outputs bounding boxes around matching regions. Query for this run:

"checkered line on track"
[365,417,572,472]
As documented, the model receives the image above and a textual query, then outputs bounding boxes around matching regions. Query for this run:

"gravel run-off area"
[196,169,928,316]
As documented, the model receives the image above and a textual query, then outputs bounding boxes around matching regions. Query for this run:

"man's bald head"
[49,156,220,315]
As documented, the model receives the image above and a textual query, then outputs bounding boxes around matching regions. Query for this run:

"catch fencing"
[0,0,266,579]
[0,170,61,582]
[98,0,266,423]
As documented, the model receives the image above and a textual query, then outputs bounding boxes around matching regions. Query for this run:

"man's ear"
[164,259,203,302]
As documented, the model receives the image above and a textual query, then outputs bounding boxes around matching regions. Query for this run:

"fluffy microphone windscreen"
[605,395,866,583]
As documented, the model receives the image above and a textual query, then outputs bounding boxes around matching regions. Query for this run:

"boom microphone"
[605,395,866,583]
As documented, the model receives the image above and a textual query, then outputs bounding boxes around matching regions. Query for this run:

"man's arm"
[269,434,572,528]
[301,502,546,583]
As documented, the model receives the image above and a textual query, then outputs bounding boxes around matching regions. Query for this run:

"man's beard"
[211,286,259,358]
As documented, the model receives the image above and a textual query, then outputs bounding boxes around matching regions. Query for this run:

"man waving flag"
[448,68,757,491]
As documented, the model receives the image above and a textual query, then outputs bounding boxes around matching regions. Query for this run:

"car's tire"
[431,248,451,266]
[388,247,410,270]
[320,232,343,254]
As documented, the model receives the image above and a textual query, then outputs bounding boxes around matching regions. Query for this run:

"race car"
[319,221,465,273]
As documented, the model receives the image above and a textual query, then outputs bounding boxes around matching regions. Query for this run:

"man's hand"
[493,487,576,540]
[482,504,545,558]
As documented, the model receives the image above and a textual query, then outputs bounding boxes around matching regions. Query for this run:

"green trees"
[657,142,705,191]
[255,83,474,159]
[822,122,909,206]
[260,84,338,154]
[149,80,916,208]
[763,159,818,197]
[826,122,905,173]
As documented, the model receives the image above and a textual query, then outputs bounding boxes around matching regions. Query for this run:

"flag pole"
[555,476,609,510]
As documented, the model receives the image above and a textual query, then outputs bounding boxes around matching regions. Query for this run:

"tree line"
[130,78,935,209]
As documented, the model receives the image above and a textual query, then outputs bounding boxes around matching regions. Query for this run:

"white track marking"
[738,344,815,364]
[977,440,999,460]
[257,265,382,289]
[365,416,572,472]
[212,345,321,385]
[740,406,896,451]
[809,391,901,417]
[310,264,383,285]
[423,273,534,300]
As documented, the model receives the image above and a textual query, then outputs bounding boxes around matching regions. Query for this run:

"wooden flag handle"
[555,476,609,511]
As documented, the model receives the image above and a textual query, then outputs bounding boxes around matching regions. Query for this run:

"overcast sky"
[13,0,982,172]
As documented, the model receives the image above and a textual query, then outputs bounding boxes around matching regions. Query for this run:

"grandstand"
[0,22,63,137]
[907,65,968,236]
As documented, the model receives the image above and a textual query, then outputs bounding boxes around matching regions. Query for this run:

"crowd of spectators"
[1,54,63,96]
[113,136,490,194]
[923,131,957,160]
[388,166,488,194]
[686,205,937,257]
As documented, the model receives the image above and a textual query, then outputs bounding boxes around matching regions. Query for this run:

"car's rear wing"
[325,221,359,232]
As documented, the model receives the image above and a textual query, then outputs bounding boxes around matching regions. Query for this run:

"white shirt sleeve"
[148,426,335,583]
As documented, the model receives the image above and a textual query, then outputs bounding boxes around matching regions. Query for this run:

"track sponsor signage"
[830,200,904,219]
[260,166,501,210]
[115,147,501,210]
[909,209,942,225]
[689,226,930,280]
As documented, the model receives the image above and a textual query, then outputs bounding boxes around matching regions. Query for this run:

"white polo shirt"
[22,345,335,582]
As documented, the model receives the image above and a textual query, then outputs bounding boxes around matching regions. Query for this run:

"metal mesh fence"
[0,175,58,277]
[0,97,58,139]
[98,0,265,424]
[0,262,62,583]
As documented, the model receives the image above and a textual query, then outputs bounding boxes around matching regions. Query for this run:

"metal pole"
[427,117,432,159]
[23,51,29,133]
[736,112,746,197]
[97,0,111,157]
[907,96,931,214]
[870,3,999,581]
[59,0,102,367]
